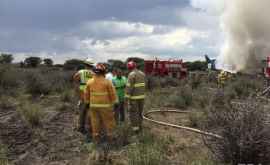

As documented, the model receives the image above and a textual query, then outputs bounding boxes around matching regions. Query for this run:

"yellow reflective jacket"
[85,75,117,109]
[73,69,93,91]
[125,69,146,100]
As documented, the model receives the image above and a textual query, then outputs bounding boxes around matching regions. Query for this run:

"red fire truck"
[144,58,188,79]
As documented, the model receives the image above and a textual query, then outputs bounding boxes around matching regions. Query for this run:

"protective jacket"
[73,69,93,91]
[218,71,229,87]
[125,69,145,100]
[85,75,117,108]
[112,76,127,102]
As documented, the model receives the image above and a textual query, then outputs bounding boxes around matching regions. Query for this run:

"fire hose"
[143,109,223,139]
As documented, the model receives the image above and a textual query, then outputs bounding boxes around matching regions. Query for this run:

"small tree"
[43,58,53,66]
[63,59,84,70]
[0,54,13,64]
[24,57,42,68]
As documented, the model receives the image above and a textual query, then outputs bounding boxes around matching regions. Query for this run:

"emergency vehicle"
[144,58,187,79]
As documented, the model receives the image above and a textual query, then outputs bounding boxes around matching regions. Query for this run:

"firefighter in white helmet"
[73,58,95,137]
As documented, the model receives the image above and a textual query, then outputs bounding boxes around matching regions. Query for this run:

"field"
[1,64,270,165]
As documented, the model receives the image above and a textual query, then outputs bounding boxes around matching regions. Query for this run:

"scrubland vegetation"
[0,60,269,165]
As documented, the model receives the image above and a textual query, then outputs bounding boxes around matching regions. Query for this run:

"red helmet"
[127,61,136,70]
[94,63,106,74]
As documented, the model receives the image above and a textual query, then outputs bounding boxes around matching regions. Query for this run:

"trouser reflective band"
[127,83,145,87]
[130,95,145,99]
[90,92,109,96]
[90,104,112,108]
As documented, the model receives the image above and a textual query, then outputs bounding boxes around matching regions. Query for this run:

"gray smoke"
[220,0,270,72]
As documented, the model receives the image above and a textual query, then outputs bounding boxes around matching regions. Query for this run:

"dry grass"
[19,102,43,127]
[204,93,270,165]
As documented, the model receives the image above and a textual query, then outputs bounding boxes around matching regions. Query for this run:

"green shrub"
[225,76,262,99]
[167,86,193,109]
[113,124,133,148]
[61,90,74,103]
[0,144,9,165]
[0,65,20,94]
[204,94,270,165]
[188,111,205,128]
[0,96,14,110]
[127,131,167,165]
[25,72,50,96]
[20,103,43,127]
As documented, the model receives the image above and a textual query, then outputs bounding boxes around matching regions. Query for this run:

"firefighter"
[125,61,146,133]
[85,63,117,143]
[218,70,230,88]
[112,69,127,124]
[73,58,94,135]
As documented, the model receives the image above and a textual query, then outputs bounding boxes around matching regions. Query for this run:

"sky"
[0,0,224,64]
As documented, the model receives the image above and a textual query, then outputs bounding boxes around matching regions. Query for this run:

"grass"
[127,131,169,165]
[19,102,43,127]
[0,144,9,165]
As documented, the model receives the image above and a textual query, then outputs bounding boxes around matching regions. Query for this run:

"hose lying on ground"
[143,109,223,139]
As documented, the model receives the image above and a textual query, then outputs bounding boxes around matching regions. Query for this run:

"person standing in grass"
[112,69,127,124]
[73,58,94,135]
[125,61,146,133]
[85,63,117,143]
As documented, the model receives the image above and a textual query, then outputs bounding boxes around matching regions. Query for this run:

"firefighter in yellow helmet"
[85,63,117,143]
[218,70,230,88]
[73,58,94,135]
[125,61,146,133]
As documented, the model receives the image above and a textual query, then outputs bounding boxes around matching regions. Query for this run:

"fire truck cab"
[144,59,187,79]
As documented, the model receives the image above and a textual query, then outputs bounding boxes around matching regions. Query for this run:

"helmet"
[127,61,136,70]
[84,58,95,66]
[93,63,106,74]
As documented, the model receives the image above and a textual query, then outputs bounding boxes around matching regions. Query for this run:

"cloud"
[0,0,224,63]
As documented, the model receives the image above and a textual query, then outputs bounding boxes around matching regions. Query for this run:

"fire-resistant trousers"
[128,99,145,130]
[89,108,116,142]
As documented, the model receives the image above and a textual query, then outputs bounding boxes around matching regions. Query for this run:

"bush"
[0,96,14,110]
[25,72,50,96]
[0,144,9,165]
[0,53,13,64]
[61,90,74,102]
[188,111,205,128]
[20,103,43,127]
[204,93,270,165]
[225,76,262,99]
[166,86,193,109]
[0,65,20,93]
[127,131,167,165]
[113,124,133,147]
[24,57,42,68]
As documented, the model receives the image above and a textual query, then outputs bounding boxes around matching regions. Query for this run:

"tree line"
[0,53,208,71]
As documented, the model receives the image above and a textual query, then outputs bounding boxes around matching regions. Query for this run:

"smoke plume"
[220,0,270,71]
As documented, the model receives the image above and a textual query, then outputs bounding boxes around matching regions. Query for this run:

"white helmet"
[84,58,95,66]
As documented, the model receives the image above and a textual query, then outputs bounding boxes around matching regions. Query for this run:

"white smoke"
[220,0,270,71]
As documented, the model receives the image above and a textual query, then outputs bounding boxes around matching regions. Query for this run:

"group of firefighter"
[73,58,145,146]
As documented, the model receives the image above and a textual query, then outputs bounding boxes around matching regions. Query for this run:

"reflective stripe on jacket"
[79,69,92,84]
[112,76,127,102]
[125,69,145,100]
[85,75,117,108]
